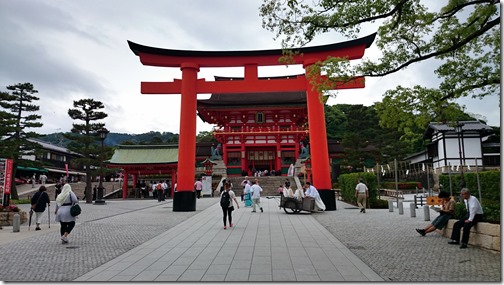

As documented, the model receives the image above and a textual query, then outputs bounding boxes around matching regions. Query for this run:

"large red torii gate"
[128,33,376,211]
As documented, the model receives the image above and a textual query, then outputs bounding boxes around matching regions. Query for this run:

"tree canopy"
[260,0,500,131]
[0,83,43,199]
[64,98,110,203]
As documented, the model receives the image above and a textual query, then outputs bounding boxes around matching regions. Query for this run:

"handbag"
[69,193,81,217]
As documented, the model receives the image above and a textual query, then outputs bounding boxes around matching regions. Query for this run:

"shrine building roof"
[108,145,178,165]
[197,76,306,107]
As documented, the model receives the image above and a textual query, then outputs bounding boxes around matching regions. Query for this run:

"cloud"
[0,0,499,137]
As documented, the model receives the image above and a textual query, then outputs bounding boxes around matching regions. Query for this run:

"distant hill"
[40,131,179,147]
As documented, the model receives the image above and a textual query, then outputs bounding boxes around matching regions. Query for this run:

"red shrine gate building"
[197,78,309,176]
[128,33,376,211]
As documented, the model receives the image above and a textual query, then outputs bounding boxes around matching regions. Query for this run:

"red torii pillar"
[128,33,376,211]
[304,61,333,207]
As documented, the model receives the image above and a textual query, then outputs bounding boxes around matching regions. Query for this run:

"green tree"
[196,131,218,143]
[260,0,500,120]
[0,83,43,199]
[64,99,108,204]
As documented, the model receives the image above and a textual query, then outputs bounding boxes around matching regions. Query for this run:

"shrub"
[0,205,20,212]
[440,170,500,224]
[382,182,419,190]
[369,199,389,209]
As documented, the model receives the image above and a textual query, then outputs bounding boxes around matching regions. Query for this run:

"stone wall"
[0,211,28,226]
[441,219,500,253]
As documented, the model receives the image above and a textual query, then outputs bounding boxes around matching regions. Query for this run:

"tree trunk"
[85,165,93,204]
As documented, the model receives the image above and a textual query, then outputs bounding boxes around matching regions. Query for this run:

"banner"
[65,163,69,177]
[1,158,13,195]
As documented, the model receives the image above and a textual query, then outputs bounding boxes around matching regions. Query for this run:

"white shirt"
[294,189,305,200]
[305,185,319,198]
[465,195,484,221]
[244,183,251,194]
[250,184,262,199]
[283,187,293,198]
[355,182,368,193]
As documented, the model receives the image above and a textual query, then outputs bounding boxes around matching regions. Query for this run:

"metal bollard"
[423,205,430,221]
[410,203,416,217]
[12,213,20,232]
[388,200,394,212]
[398,201,404,215]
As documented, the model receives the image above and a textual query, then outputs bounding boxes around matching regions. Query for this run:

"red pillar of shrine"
[122,169,128,200]
[173,63,199,211]
[303,61,336,210]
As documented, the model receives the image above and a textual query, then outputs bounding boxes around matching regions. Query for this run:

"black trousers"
[450,214,483,244]
[221,206,234,226]
[60,221,75,236]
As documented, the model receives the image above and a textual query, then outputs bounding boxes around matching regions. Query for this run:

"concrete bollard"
[398,201,404,215]
[388,200,394,212]
[423,205,430,221]
[410,203,416,217]
[12,213,20,232]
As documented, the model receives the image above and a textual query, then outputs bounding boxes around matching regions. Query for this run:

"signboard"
[201,176,212,196]
[1,158,14,206]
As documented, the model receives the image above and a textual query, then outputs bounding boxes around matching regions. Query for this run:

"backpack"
[157,183,162,190]
[220,191,230,208]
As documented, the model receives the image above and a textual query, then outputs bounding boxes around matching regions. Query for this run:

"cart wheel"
[283,200,298,214]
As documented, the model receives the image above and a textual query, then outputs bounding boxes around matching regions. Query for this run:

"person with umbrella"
[30,185,50,231]
[55,184,78,244]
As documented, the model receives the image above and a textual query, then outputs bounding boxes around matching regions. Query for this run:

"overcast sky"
[0,0,500,136]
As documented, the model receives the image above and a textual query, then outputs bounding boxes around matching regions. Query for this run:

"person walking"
[243,180,252,207]
[40,174,47,185]
[416,191,455,236]
[156,181,164,202]
[54,181,62,200]
[220,181,239,229]
[240,176,251,201]
[355,179,369,213]
[55,184,79,244]
[250,179,263,213]
[448,188,484,248]
[161,180,168,201]
[30,185,50,231]
[194,178,203,199]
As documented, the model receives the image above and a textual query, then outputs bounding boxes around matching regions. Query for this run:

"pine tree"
[63,99,109,204]
[0,83,43,199]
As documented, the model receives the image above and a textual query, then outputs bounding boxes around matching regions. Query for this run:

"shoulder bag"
[69,193,81,217]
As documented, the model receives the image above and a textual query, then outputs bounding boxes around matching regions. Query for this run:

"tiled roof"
[423,121,494,139]
[108,145,178,165]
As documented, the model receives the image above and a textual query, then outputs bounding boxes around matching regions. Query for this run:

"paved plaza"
[0,188,500,282]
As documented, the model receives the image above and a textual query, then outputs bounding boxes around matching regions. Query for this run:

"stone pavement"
[0,194,500,282]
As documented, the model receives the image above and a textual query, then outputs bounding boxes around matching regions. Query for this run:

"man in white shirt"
[250,179,263,213]
[448,188,484,248]
[355,179,369,213]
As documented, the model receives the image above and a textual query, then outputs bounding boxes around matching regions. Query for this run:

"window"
[256,112,264,124]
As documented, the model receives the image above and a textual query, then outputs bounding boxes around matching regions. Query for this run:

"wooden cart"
[279,195,315,214]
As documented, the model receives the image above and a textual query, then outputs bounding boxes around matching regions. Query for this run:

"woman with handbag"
[55,184,79,244]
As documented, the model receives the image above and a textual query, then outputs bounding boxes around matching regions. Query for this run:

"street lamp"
[94,127,109,205]
[454,122,465,189]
